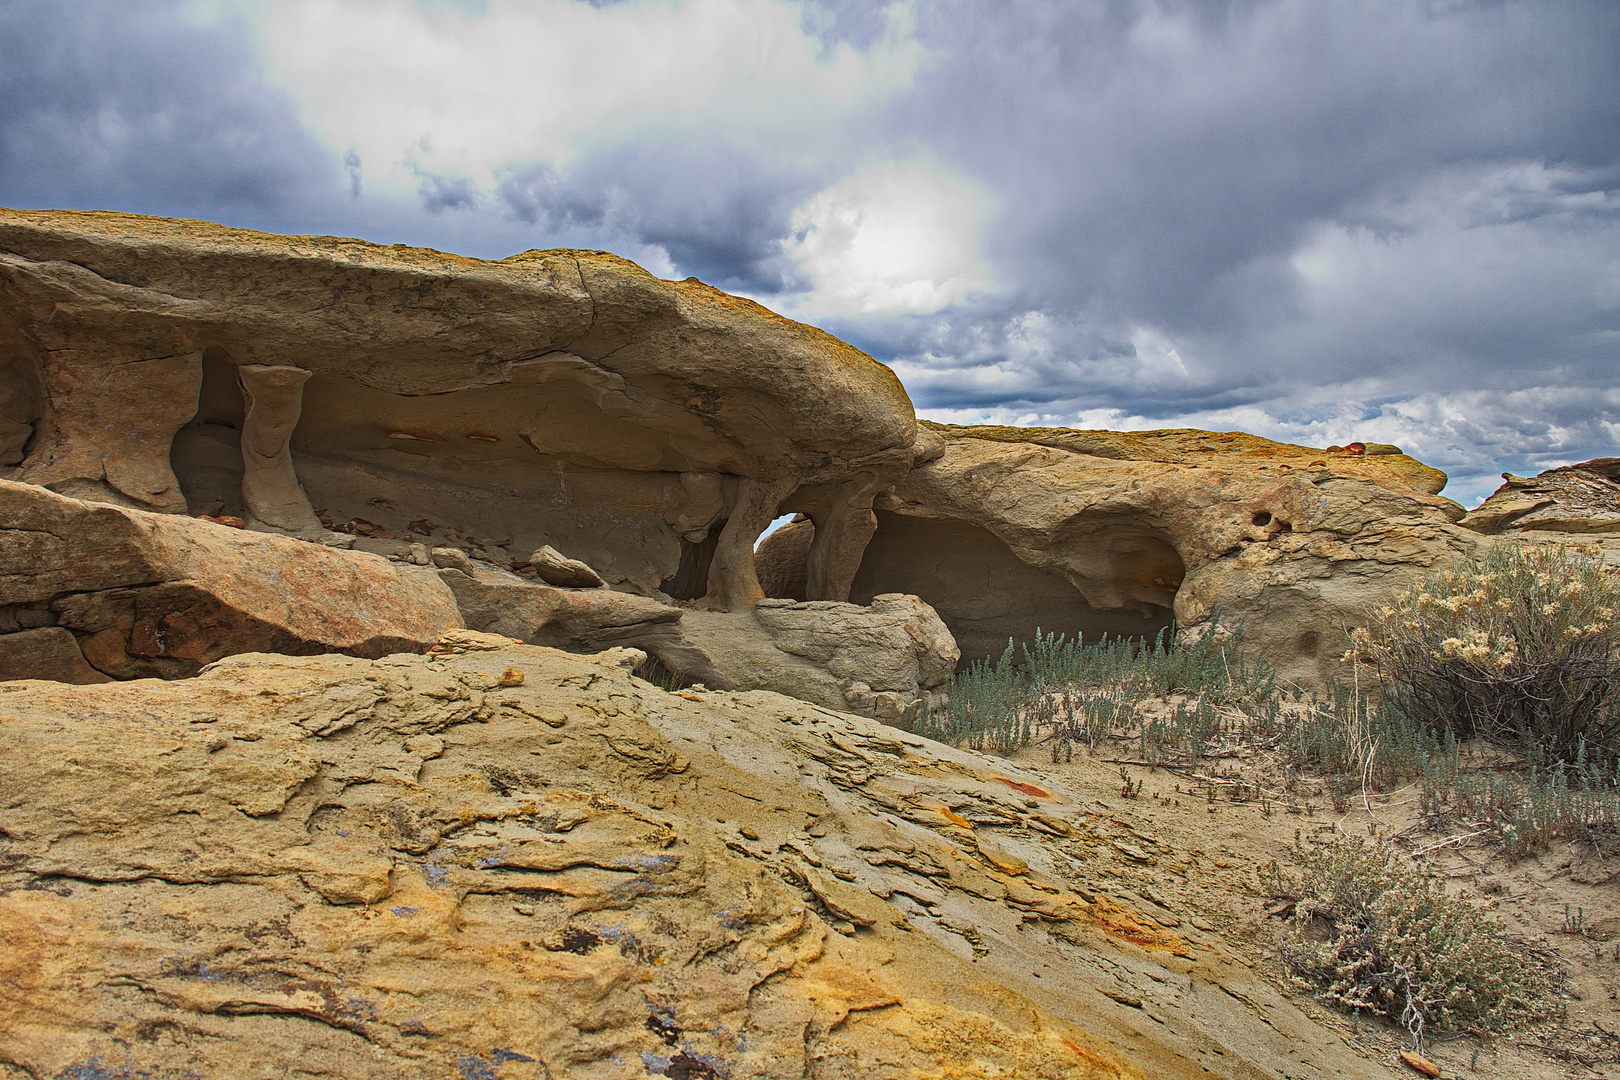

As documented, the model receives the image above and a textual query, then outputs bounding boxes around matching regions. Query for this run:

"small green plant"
[1420,749,1620,860]
[1346,543,1620,771]
[901,615,1274,755]
[1278,686,1443,791]
[1265,839,1557,1045]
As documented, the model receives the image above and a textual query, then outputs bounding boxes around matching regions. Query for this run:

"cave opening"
[661,522,724,600]
[758,509,1184,669]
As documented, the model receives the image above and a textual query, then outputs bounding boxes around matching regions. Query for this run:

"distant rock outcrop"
[1463,458,1620,537]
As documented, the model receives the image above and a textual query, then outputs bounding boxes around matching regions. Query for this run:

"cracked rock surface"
[2,632,1386,1079]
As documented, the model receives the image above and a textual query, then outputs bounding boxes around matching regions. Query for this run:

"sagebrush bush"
[1265,840,1556,1044]
[1346,543,1620,770]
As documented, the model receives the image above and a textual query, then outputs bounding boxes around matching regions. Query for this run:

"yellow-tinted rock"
[0,639,1394,1078]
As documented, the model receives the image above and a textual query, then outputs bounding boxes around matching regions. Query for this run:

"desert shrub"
[1023,619,1276,705]
[913,641,1028,753]
[1420,749,1620,860]
[1346,543,1620,771]
[1265,839,1556,1045]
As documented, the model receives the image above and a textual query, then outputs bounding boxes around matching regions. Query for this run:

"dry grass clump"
[902,617,1276,755]
[1264,839,1558,1046]
[1345,543,1620,771]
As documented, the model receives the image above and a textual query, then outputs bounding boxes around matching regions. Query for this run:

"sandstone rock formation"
[1463,458,1620,537]
[0,635,1391,1079]
[3,208,1482,695]
[0,478,461,680]
[762,424,1477,686]
[0,208,920,608]
[0,477,956,717]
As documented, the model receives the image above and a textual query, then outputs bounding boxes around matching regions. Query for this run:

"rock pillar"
[804,475,887,602]
[15,348,200,512]
[703,476,796,611]
[237,364,327,540]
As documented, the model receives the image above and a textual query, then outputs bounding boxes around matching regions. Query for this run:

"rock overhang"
[0,208,921,608]
[0,209,917,481]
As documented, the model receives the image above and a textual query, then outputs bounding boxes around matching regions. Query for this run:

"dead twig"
[1408,830,1491,858]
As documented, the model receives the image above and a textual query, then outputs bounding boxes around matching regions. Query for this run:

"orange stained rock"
[938,806,974,829]
[992,775,1054,799]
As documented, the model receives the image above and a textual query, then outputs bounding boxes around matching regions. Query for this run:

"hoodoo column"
[703,476,796,611]
[804,475,888,602]
[237,364,331,542]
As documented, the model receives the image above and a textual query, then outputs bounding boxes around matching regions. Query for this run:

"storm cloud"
[3,0,1616,503]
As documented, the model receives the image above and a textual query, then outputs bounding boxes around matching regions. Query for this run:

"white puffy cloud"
[774,159,993,316]
[201,0,921,203]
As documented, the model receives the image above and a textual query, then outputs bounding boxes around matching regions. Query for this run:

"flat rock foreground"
[2,210,1617,1077]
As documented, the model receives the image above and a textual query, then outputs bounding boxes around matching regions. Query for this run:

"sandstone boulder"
[672,594,960,718]
[0,638,1390,1079]
[439,558,958,718]
[0,626,110,684]
[529,543,607,588]
[0,479,461,679]
[437,562,685,654]
[0,208,923,608]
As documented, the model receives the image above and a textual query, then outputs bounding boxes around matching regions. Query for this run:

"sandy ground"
[998,734,1620,1080]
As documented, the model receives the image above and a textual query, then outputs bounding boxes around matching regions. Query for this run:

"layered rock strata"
[0,635,1390,1079]
[0,208,919,606]
[1463,458,1620,537]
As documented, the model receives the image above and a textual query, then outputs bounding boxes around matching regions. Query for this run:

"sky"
[3,0,1617,506]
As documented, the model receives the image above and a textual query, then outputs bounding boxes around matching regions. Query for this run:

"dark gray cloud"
[495,141,822,294]
[0,0,1615,506]
[0,0,335,220]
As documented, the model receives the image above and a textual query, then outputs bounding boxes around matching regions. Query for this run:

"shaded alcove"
[171,348,247,517]
[0,336,44,467]
[661,525,723,600]
[760,510,1181,669]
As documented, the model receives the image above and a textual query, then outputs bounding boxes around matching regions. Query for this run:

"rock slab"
[0,637,1392,1079]
[0,479,461,679]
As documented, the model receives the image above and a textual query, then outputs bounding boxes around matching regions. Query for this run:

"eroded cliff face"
[0,635,1392,1079]
[0,209,918,608]
[1463,459,1620,540]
